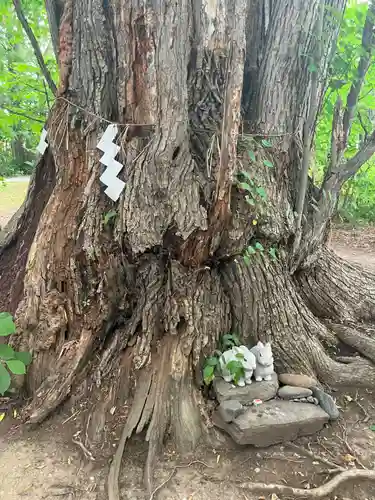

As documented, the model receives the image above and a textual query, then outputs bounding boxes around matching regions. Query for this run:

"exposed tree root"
[237,469,375,498]
[296,248,375,323]
[328,322,375,363]
[221,253,375,387]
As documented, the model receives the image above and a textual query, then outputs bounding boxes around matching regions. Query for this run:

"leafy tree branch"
[12,0,57,95]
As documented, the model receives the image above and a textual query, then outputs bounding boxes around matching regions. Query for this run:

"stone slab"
[278,385,313,400]
[278,373,317,388]
[312,387,340,420]
[212,400,329,447]
[218,400,244,423]
[213,373,278,405]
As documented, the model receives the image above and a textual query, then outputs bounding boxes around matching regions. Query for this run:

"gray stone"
[212,400,329,447]
[278,385,313,400]
[218,400,244,423]
[307,396,315,404]
[312,387,340,420]
[278,373,317,388]
[213,373,278,405]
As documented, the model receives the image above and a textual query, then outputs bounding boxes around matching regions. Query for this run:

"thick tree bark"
[2,0,375,496]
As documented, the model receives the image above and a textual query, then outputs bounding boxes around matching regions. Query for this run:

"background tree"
[0,0,56,177]
[1,0,375,497]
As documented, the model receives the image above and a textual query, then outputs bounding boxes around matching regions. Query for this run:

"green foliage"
[0,0,57,177]
[315,1,375,222]
[225,360,245,385]
[237,171,268,207]
[202,333,242,385]
[0,312,31,395]
[243,240,264,265]
[103,210,117,226]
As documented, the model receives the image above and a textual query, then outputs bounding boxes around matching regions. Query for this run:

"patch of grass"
[0,181,29,227]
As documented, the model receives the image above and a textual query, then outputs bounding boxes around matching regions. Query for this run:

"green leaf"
[269,247,277,261]
[370,425,375,432]
[238,171,254,184]
[0,314,16,337]
[248,150,256,162]
[0,344,15,360]
[255,242,264,252]
[203,365,215,385]
[243,255,250,266]
[14,351,32,366]
[6,359,26,375]
[261,139,272,148]
[256,186,267,200]
[103,210,117,225]
[205,356,218,367]
[263,159,274,168]
[0,364,11,395]
[308,62,317,73]
[247,245,256,255]
[238,182,252,192]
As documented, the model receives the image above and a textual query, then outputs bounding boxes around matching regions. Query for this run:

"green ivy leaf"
[261,139,272,147]
[308,62,318,73]
[203,365,215,385]
[238,182,252,192]
[103,210,117,226]
[6,359,26,375]
[269,247,277,261]
[243,255,250,266]
[256,187,267,200]
[239,171,254,184]
[255,242,264,252]
[247,246,256,255]
[14,351,32,366]
[248,150,256,162]
[0,314,16,337]
[205,356,218,367]
[263,159,274,168]
[0,344,15,360]
[0,364,11,395]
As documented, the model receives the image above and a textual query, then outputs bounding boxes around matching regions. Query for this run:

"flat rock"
[278,373,317,388]
[312,387,340,420]
[278,385,312,400]
[213,373,278,405]
[212,400,329,447]
[218,400,244,423]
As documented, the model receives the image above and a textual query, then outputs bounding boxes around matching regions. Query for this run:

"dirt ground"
[0,223,375,499]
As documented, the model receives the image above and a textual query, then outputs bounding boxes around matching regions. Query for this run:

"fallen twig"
[354,392,371,423]
[72,437,95,461]
[237,469,375,498]
[148,460,212,499]
[337,422,366,469]
[287,442,344,471]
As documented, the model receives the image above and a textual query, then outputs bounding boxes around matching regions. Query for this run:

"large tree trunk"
[2,0,375,496]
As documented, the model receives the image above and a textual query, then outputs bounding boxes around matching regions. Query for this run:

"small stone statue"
[219,345,256,387]
[250,341,274,381]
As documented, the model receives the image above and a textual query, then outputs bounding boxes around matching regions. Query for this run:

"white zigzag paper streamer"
[36,128,48,155]
[97,124,125,201]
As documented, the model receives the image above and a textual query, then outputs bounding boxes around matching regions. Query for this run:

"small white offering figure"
[250,341,274,381]
[219,345,256,387]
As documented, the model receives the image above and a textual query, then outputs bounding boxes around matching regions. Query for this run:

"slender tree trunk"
[2,0,375,496]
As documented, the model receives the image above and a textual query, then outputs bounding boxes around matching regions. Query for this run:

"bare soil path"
[0,223,374,500]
